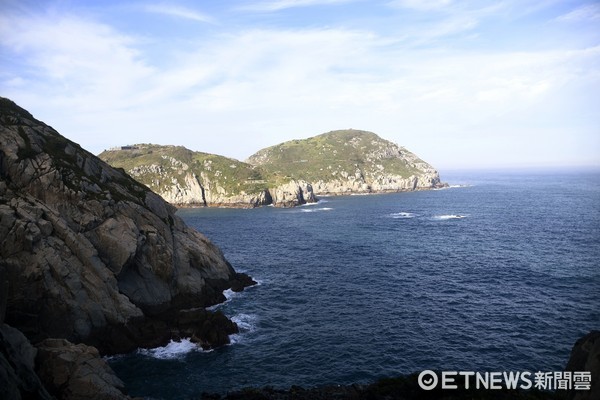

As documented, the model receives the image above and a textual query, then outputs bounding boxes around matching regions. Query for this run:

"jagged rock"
[175,308,239,350]
[36,338,128,400]
[562,330,600,400]
[0,323,53,400]
[100,130,443,209]
[230,273,257,293]
[100,145,276,208]
[0,97,255,356]
[271,179,316,207]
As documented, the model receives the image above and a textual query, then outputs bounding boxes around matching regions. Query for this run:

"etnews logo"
[418,370,592,391]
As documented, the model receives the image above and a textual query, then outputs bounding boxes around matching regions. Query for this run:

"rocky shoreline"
[1,98,596,400]
[202,331,599,400]
[0,97,256,399]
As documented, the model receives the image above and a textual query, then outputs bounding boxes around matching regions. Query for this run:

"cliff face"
[247,129,445,195]
[99,144,315,208]
[0,98,253,356]
[100,130,442,209]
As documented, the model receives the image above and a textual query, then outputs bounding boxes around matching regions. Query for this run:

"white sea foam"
[207,288,238,310]
[137,339,201,359]
[301,199,328,207]
[232,313,257,332]
[301,207,333,213]
[434,184,472,190]
[230,314,258,345]
[389,212,415,219]
[434,214,468,220]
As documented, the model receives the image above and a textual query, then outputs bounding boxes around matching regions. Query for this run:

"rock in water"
[35,338,128,400]
[563,330,600,400]
[0,97,254,355]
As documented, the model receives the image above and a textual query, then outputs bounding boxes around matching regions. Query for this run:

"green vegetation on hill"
[246,129,426,184]
[99,129,442,205]
[100,144,269,196]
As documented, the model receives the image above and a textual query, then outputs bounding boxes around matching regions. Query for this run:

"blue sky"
[1,0,599,169]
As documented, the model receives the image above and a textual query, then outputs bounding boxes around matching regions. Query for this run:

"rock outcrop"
[562,330,599,400]
[270,179,316,208]
[36,338,128,400]
[0,98,256,354]
[100,130,442,209]
[100,145,287,208]
[0,323,54,400]
[0,97,257,398]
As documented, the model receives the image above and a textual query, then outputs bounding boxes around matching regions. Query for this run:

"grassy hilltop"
[246,129,428,184]
[99,129,443,207]
[100,144,270,199]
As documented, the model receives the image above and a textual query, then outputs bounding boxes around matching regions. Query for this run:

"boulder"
[0,323,53,400]
[563,331,600,400]
[36,338,128,400]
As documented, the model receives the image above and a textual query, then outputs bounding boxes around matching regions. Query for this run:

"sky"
[1,0,599,170]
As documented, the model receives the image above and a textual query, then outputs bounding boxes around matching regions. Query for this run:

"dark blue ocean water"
[110,169,600,398]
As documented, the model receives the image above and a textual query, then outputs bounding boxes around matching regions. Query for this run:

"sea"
[109,168,600,398]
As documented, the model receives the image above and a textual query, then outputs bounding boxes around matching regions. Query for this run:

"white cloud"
[0,13,154,112]
[1,4,598,168]
[143,4,214,23]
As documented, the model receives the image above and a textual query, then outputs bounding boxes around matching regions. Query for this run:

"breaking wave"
[137,339,202,359]
[389,212,416,219]
[434,214,468,220]
[301,207,333,213]
[230,314,259,345]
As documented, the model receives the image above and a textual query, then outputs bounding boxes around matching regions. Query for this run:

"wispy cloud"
[556,3,600,22]
[143,3,214,23]
[387,0,453,12]
[1,2,598,168]
[238,0,355,12]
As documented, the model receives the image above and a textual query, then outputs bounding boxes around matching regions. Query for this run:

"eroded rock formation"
[0,97,255,398]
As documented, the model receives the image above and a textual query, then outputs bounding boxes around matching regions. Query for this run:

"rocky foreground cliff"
[0,97,254,399]
[99,130,444,208]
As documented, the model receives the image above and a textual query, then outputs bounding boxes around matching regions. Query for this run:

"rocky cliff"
[100,130,443,209]
[247,129,445,195]
[0,97,254,398]
[100,144,316,208]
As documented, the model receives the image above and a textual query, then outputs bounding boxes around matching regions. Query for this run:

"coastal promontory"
[247,129,445,195]
[0,97,254,398]
[99,144,316,208]
[100,129,444,209]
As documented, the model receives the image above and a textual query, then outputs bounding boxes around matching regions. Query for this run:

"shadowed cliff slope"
[0,97,253,355]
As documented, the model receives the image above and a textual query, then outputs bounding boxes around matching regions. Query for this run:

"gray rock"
[0,323,53,400]
[36,338,128,400]
[0,97,251,356]
[563,331,600,400]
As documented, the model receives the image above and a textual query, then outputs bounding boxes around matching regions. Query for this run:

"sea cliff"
[100,130,444,208]
[0,97,254,399]
[100,144,316,208]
